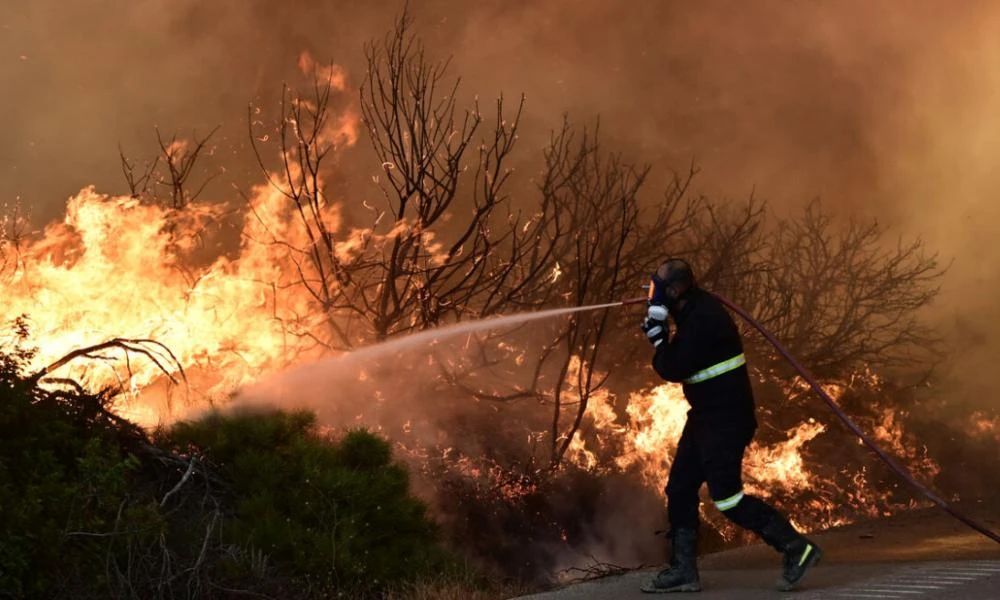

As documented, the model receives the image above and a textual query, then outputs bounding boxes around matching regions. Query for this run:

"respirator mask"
[647,259,695,311]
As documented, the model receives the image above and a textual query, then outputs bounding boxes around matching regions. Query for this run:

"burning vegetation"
[2,9,995,598]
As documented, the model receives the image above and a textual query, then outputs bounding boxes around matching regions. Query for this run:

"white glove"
[647,304,668,322]
[641,304,669,347]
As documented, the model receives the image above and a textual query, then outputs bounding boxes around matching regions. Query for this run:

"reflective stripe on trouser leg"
[714,490,745,511]
[721,494,783,534]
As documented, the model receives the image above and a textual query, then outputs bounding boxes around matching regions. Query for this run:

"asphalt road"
[513,504,1000,600]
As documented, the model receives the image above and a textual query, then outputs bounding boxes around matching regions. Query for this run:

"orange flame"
[0,65,362,424]
[571,383,826,494]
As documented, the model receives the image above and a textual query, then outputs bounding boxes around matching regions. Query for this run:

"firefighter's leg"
[702,425,822,591]
[641,422,702,593]
[666,423,703,532]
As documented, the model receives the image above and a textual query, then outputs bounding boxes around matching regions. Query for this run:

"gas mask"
[648,271,679,309]
[648,260,695,311]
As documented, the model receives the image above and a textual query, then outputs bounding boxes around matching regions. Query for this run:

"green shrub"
[159,408,451,595]
[0,336,138,597]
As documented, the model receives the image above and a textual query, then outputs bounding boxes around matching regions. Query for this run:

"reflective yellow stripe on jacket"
[683,353,746,384]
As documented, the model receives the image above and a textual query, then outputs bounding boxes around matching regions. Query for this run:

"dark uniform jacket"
[651,288,758,428]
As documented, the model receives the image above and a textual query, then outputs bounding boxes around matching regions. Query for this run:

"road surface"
[513,504,1000,600]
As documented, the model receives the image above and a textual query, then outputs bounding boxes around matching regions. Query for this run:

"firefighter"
[639,258,821,593]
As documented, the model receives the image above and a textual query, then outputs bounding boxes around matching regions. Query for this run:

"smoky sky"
[0,0,973,211]
[3,0,1000,406]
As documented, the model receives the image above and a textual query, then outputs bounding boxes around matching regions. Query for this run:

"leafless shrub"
[734,201,943,380]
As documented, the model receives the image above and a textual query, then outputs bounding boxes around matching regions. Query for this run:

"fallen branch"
[558,556,651,583]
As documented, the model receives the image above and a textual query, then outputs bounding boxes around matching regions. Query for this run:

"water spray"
[622,291,1000,545]
[243,301,628,402]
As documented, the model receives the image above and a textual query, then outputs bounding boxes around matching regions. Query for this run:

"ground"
[513,502,1000,600]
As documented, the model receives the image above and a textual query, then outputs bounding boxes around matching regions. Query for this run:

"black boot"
[757,515,822,591]
[640,528,701,593]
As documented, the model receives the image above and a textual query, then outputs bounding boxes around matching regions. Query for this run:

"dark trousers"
[665,418,780,532]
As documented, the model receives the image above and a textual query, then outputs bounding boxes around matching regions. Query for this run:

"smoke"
[1,2,993,209]
[0,1,988,209]
[864,5,1000,409]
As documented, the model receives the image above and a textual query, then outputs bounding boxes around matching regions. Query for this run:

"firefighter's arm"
[651,315,702,382]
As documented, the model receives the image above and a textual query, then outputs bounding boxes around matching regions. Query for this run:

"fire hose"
[620,293,1000,545]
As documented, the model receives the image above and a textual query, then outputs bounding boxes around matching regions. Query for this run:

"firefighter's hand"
[641,304,668,347]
